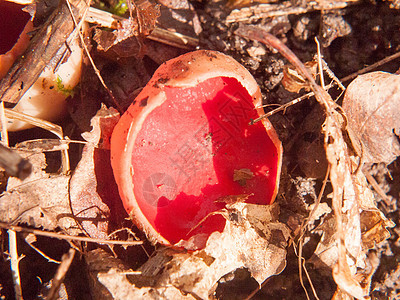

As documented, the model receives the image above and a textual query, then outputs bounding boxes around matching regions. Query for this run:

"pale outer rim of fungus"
[111,50,283,246]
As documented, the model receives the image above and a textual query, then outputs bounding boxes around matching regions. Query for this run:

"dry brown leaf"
[310,159,393,293]
[0,104,123,238]
[281,61,317,93]
[93,1,160,54]
[310,213,338,269]
[80,104,120,149]
[342,71,400,165]
[322,94,393,299]
[308,202,332,222]
[89,202,289,299]
[69,105,121,239]
[233,168,254,186]
[157,0,202,36]
[234,25,396,299]
[86,248,191,300]
[303,86,394,299]
[141,203,289,299]
[360,210,392,249]
[98,268,194,300]
[93,18,141,55]
[134,0,161,36]
[234,26,394,299]
[0,151,74,231]
[354,159,395,250]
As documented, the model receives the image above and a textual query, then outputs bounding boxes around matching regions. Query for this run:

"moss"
[55,76,74,97]
[110,0,128,15]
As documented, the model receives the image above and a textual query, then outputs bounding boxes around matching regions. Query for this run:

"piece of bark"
[0,0,87,104]
[0,143,32,179]
[226,0,360,23]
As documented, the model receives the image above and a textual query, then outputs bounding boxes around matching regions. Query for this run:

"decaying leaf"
[0,106,123,238]
[157,0,202,36]
[93,0,160,54]
[360,210,392,250]
[342,71,400,165]
[85,248,182,300]
[234,26,393,299]
[134,0,161,36]
[70,105,121,239]
[322,74,393,300]
[88,202,290,299]
[233,168,254,186]
[0,151,74,231]
[80,104,120,149]
[310,156,393,293]
[281,61,317,93]
[93,19,140,54]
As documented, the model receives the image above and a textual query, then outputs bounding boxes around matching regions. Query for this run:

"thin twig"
[25,235,61,264]
[364,171,392,203]
[296,240,311,300]
[108,227,150,258]
[8,230,23,300]
[16,139,87,153]
[46,248,75,300]
[0,222,143,246]
[315,38,326,90]
[251,91,315,124]
[300,245,319,300]
[0,101,8,145]
[5,109,70,174]
[341,50,400,83]
[244,277,272,300]
[1,107,23,300]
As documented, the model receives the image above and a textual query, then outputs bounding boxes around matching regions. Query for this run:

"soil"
[1,0,400,299]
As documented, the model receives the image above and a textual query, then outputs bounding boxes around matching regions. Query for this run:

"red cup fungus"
[0,0,33,79]
[0,0,84,131]
[111,50,283,250]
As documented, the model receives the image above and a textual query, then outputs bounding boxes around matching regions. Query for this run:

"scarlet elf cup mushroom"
[111,50,283,250]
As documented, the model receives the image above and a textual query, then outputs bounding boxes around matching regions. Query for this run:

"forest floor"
[1,0,400,299]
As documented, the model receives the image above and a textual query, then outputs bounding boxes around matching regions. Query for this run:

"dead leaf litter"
[1,0,400,299]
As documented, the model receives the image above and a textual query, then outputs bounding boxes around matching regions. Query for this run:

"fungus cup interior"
[0,0,32,79]
[130,76,280,248]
